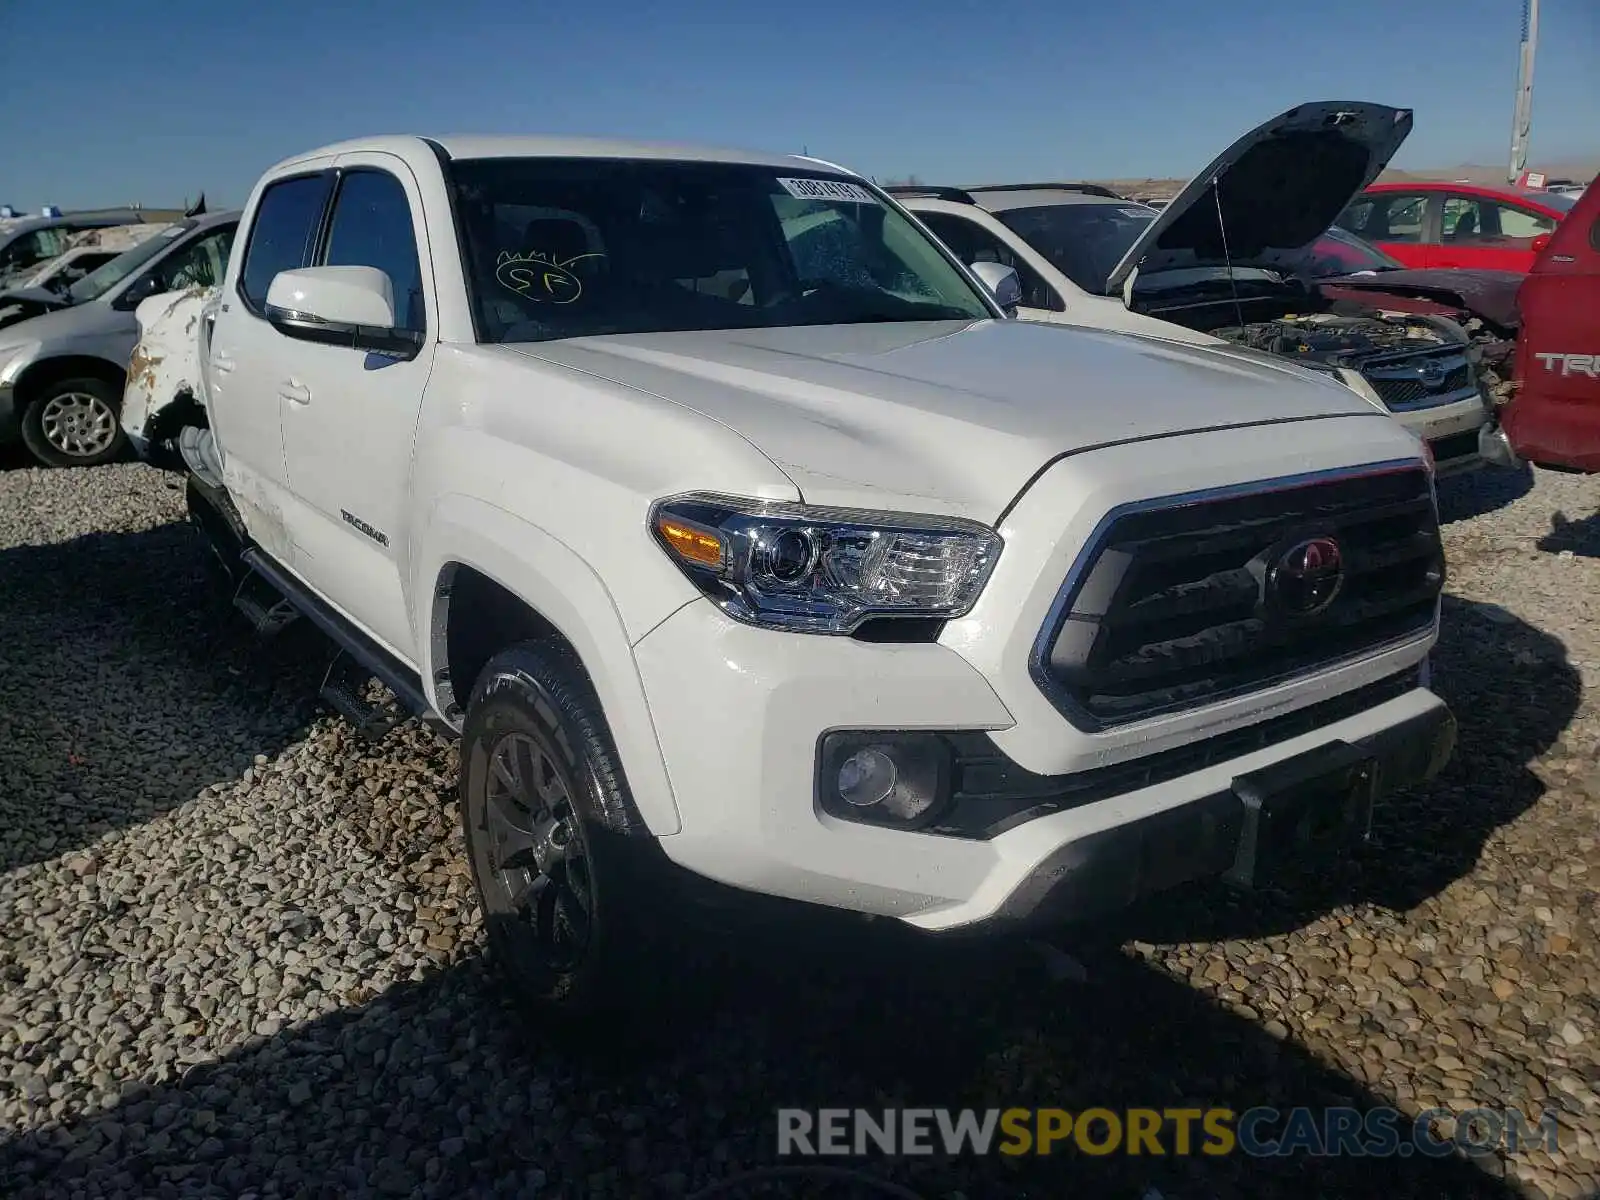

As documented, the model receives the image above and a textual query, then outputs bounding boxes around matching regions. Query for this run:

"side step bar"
[240,547,432,721]
[320,651,406,742]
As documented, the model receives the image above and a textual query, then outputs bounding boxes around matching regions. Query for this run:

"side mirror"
[968,260,1022,314]
[264,266,422,359]
[1531,234,1553,254]
[114,273,165,309]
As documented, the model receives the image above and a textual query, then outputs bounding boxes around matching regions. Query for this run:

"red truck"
[1502,174,1600,471]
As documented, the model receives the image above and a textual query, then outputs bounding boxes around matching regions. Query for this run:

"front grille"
[1363,351,1475,412]
[936,664,1423,839]
[1034,466,1442,729]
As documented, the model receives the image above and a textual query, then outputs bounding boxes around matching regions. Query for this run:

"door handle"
[279,380,311,406]
[209,350,235,375]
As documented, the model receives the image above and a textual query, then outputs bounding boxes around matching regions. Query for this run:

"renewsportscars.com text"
[777,1106,1560,1159]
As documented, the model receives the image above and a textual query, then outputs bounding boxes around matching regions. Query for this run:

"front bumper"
[635,600,1452,932]
[986,696,1453,926]
[1391,392,1493,474]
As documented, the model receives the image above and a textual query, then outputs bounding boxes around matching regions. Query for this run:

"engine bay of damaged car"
[1037,103,1486,385]
[1137,270,1473,375]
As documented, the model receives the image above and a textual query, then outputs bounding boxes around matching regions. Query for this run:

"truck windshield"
[448,158,994,343]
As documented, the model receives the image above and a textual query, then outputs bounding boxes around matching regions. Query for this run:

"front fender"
[418,493,685,837]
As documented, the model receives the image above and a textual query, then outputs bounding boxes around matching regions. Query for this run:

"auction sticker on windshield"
[777,177,876,204]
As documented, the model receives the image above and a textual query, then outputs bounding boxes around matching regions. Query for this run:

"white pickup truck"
[123,135,1455,1020]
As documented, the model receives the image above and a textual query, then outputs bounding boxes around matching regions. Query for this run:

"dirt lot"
[1,458,1598,1200]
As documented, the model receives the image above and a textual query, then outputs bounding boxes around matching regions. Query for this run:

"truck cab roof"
[267,134,851,177]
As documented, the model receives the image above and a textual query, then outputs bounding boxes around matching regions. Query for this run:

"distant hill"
[1092,158,1599,203]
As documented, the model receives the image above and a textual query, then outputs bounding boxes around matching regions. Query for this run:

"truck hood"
[1106,100,1414,294]
[504,318,1381,521]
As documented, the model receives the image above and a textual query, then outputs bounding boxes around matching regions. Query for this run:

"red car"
[1502,174,1600,471]
[1335,181,1577,272]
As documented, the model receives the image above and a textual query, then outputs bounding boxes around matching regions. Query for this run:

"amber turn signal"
[656,516,724,568]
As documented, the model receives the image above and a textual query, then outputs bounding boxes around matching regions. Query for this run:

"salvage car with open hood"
[892,101,1516,475]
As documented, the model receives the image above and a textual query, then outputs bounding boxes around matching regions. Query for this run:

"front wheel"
[20,377,127,467]
[459,643,663,1022]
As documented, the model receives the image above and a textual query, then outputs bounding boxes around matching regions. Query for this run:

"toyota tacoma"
[122,135,1456,1018]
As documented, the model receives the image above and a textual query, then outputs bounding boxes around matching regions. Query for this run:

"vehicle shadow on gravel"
[0,926,1532,1200]
[1094,594,1579,947]
[0,514,323,872]
[1434,463,1535,526]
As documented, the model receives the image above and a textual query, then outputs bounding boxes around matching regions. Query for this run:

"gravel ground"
[1,457,1598,1200]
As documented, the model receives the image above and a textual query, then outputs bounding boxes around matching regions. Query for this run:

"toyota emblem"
[1417,359,1448,389]
[1268,536,1345,617]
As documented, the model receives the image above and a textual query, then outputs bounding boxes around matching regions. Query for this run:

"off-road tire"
[20,376,127,468]
[460,641,665,1025]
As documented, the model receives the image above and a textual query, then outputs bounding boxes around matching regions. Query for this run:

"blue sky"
[1,0,1595,210]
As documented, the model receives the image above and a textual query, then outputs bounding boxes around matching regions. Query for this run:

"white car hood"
[1106,100,1414,293]
[507,318,1381,521]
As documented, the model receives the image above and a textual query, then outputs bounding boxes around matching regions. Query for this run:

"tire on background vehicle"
[460,640,667,1025]
[20,376,128,468]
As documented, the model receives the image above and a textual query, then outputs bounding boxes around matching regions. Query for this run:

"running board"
[320,651,405,743]
[239,547,432,719]
[233,573,299,636]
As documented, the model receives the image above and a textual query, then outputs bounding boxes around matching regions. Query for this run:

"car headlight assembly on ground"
[649,492,1003,634]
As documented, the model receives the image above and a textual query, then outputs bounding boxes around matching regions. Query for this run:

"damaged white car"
[891,101,1519,475]
[121,284,221,483]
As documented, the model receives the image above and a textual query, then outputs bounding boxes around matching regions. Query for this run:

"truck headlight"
[649,492,1002,634]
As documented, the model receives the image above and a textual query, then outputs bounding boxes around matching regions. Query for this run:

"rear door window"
[1494,202,1557,241]
[1443,195,1557,247]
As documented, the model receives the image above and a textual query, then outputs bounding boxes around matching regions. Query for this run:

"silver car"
[0,211,238,467]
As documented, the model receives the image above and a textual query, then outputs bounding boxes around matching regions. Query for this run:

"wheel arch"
[420,495,685,837]
[12,354,126,409]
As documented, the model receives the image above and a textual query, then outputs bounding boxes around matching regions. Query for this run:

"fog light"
[818,732,952,827]
[838,748,897,807]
